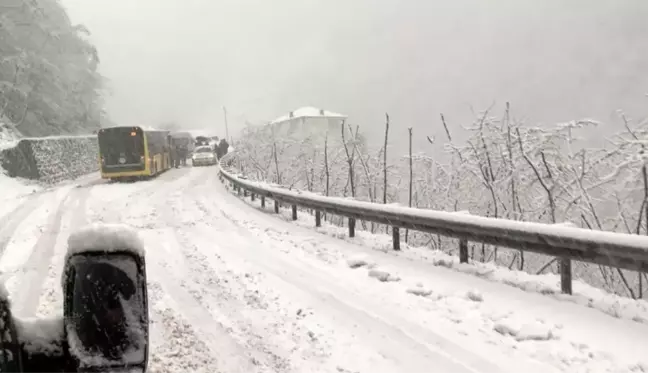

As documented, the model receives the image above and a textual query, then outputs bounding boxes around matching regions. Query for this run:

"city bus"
[97,126,172,181]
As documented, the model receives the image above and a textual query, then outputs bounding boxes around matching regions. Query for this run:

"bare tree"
[406,127,413,243]
[341,120,356,197]
[383,113,390,204]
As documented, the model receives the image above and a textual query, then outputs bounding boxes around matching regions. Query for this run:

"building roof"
[269,106,347,125]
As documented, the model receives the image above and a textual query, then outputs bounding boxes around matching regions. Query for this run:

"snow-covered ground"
[0,172,41,218]
[233,192,648,325]
[1,166,647,372]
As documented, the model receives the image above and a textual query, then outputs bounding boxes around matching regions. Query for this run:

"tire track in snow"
[35,185,92,317]
[84,167,251,371]
[146,281,222,373]
[160,224,294,372]
[145,248,258,372]
[144,174,284,372]
[176,172,377,372]
[12,190,73,317]
[79,171,224,372]
[177,201,340,372]
[207,209,467,372]
[89,167,195,225]
[0,194,46,256]
[71,184,91,227]
[197,179,547,373]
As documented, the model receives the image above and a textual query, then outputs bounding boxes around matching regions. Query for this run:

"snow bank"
[66,223,145,261]
[406,284,433,297]
[368,268,401,282]
[426,250,648,323]
[0,171,39,206]
[493,316,555,342]
[346,256,372,269]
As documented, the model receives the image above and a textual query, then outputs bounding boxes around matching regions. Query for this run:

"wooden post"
[560,258,572,294]
[261,196,265,208]
[274,200,279,213]
[251,193,255,201]
[237,186,241,196]
[348,218,356,237]
[392,227,400,251]
[243,189,248,197]
[292,205,297,220]
[459,239,468,263]
[315,211,321,227]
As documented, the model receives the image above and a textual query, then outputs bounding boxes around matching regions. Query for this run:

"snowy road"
[1,167,648,373]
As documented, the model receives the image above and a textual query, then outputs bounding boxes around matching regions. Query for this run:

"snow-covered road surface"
[1,167,647,373]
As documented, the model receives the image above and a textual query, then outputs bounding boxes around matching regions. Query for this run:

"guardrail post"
[261,196,265,208]
[348,218,356,237]
[560,258,572,294]
[274,200,279,213]
[237,186,241,196]
[251,193,255,201]
[315,210,321,227]
[459,239,468,263]
[392,227,400,250]
[243,189,248,197]
[292,205,297,220]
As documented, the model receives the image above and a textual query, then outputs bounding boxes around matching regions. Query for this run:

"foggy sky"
[62,0,648,148]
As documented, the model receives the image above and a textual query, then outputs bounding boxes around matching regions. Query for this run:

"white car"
[191,146,217,166]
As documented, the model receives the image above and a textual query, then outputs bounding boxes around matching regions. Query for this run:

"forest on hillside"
[0,0,105,138]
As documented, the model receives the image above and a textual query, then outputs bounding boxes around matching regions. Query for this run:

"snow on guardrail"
[218,152,648,295]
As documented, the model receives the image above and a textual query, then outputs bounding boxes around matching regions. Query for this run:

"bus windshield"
[98,128,145,169]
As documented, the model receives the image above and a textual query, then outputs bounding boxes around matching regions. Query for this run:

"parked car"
[191,146,218,166]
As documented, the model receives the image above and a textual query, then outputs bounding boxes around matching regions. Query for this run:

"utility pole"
[222,106,230,142]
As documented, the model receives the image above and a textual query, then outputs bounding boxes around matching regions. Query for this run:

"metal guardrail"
[218,153,648,295]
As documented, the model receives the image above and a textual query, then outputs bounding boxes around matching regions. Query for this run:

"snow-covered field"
[1,166,647,372]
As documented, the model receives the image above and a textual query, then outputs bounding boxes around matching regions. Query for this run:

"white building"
[267,106,347,139]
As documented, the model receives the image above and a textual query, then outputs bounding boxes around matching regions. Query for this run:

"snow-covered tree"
[233,103,648,299]
[0,0,105,136]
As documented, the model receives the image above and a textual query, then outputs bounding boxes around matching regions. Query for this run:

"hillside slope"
[0,0,105,138]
